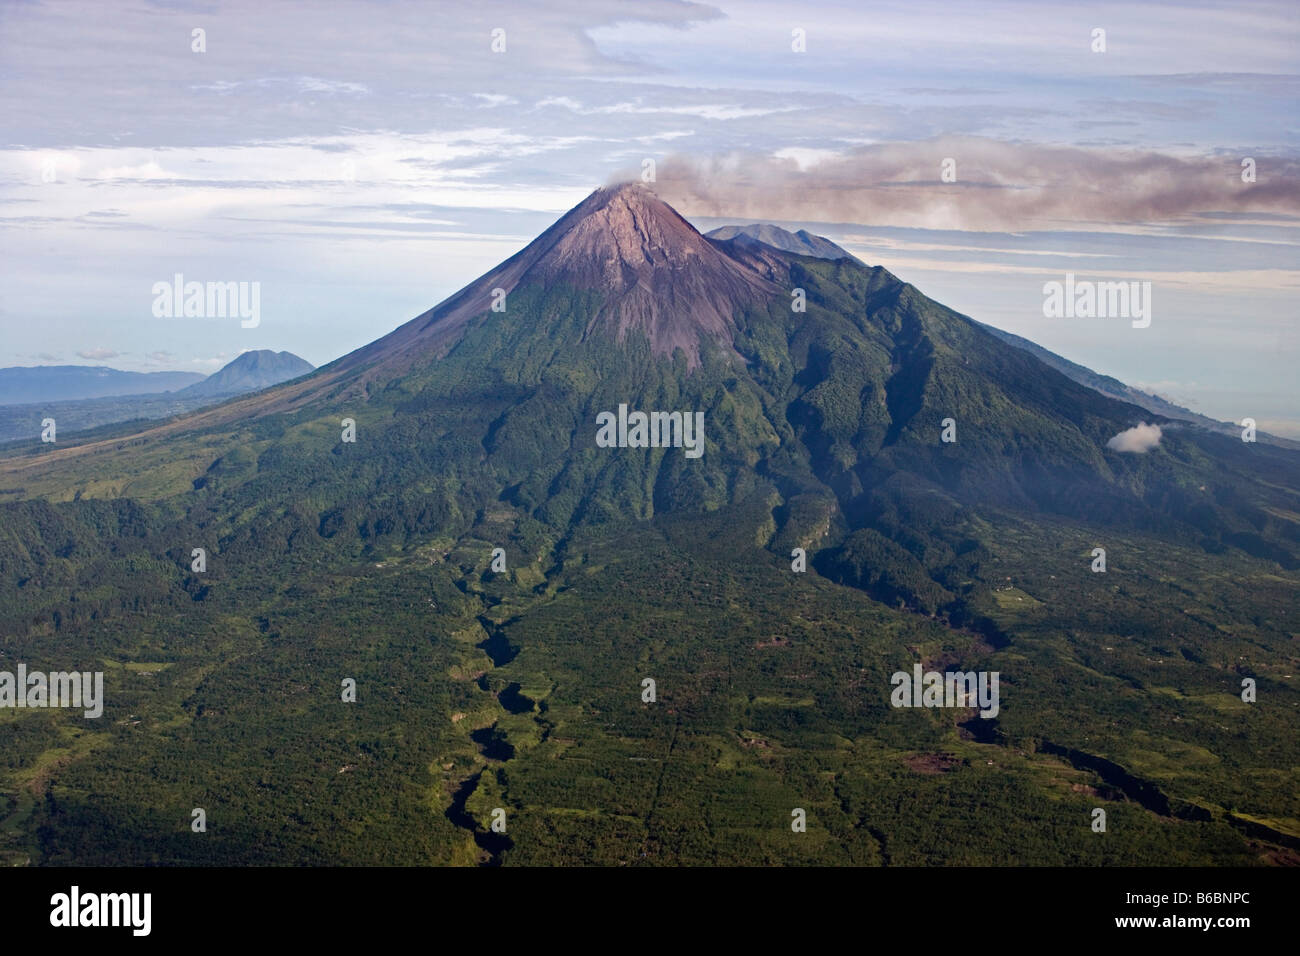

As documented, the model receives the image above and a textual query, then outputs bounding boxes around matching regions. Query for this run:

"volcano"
[5,180,1298,581]
[2,183,1297,867]
[331,182,784,384]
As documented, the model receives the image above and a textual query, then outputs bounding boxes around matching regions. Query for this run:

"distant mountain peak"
[705,223,855,262]
[179,349,314,398]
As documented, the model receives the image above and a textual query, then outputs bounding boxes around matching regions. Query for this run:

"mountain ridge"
[705,222,855,261]
[700,217,1294,448]
[0,365,205,404]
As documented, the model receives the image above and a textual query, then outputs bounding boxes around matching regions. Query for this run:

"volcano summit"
[337,182,781,376]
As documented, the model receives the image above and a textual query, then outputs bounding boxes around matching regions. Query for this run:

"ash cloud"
[640,138,1300,231]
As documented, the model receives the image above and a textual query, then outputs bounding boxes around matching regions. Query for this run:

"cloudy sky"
[2,0,1297,433]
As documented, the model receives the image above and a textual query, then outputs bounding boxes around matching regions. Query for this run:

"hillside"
[975,322,1298,448]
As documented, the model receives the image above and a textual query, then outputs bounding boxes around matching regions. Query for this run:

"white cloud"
[297,77,368,96]
[596,103,800,121]
[772,147,843,171]
[1107,422,1163,453]
[76,347,121,360]
[536,96,585,111]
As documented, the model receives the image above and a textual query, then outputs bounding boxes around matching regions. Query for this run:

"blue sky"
[1,0,1297,433]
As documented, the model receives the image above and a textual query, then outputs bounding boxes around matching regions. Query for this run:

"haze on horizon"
[0,0,1296,434]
